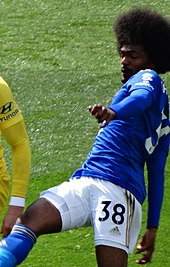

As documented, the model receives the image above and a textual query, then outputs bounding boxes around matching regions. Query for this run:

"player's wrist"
[147,226,158,232]
[107,107,116,120]
[9,196,25,207]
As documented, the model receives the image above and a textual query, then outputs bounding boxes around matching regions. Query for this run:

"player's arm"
[89,105,116,124]
[146,138,169,228]
[108,88,152,119]
[0,120,31,237]
[136,134,169,264]
[89,88,152,124]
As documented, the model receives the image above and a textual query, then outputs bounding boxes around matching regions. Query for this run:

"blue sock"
[0,248,17,267]
[0,224,37,265]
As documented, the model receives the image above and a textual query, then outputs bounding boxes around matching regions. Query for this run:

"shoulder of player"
[135,69,162,82]
[129,69,163,89]
[0,77,13,94]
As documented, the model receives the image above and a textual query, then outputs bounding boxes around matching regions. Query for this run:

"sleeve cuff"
[9,196,25,207]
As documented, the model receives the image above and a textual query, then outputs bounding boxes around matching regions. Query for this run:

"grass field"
[0,0,170,266]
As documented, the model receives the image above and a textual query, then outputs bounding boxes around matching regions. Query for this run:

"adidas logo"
[110,226,121,235]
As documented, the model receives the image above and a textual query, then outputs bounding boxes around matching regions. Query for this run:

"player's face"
[119,44,154,83]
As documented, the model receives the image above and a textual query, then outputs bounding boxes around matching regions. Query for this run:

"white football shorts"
[40,177,142,254]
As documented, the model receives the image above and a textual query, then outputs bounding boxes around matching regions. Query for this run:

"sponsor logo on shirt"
[0,102,20,122]
[142,73,153,81]
[134,72,154,90]
[0,102,14,114]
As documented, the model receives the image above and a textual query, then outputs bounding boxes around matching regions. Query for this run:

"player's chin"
[122,72,130,83]
[121,74,129,83]
[121,70,133,83]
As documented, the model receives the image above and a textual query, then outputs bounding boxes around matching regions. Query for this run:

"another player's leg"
[0,198,62,266]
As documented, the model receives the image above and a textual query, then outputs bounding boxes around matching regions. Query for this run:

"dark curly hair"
[114,8,170,74]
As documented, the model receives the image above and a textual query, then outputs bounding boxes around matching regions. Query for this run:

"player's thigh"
[96,245,127,267]
[18,198,62,235]
[91,180,141,254]
[40,179,91,231]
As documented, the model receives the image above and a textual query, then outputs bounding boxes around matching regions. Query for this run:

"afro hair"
[114,8,170,74]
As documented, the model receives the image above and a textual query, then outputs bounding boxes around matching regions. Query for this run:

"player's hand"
[136,227,157,264]
[89,104,116,125]
[0,206,24,237]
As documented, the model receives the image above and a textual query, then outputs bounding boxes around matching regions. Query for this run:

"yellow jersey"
[0,77,31,213]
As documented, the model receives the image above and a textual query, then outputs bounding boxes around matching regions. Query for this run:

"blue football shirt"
[71,69,169,226]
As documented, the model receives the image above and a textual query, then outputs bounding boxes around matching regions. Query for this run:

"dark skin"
[136,228,157,264]
[17,198,128,267]
[15,44,156,267]
[119,44,154,83]
[0,206,24,238]
[89,44,157,265]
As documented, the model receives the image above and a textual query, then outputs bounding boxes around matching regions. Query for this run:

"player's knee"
[16,200,43,230]
[16,208,33,228]
[16,198,62,236]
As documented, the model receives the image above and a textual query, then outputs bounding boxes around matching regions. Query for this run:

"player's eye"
[129,53,138,59]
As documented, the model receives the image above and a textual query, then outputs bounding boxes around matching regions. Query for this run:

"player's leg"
[0,185,69,266]
[18,197,62,235]
[90,179,142,267]
[0,179,91,266]
[96,245,127,267]
[0,198,62,266]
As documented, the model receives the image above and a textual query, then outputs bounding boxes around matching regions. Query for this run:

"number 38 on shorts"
[98,200,126,225]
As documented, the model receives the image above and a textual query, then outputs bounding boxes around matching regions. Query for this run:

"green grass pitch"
[0,0,170,266]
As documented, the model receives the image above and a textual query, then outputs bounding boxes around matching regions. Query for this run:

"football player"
[0,8,169,267]
[0,78,31,237]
